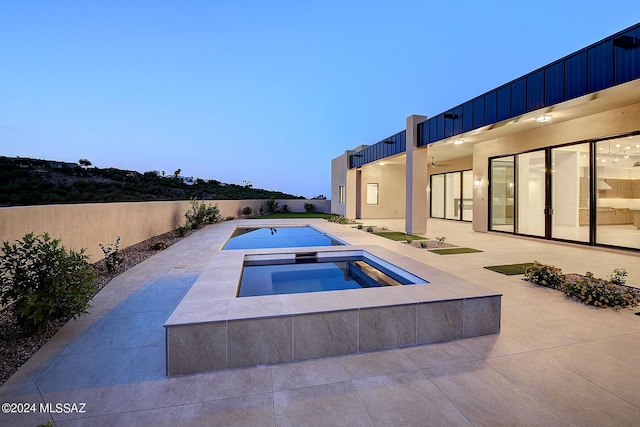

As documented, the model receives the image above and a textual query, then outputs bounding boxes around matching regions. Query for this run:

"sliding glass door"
[430,170,473,222]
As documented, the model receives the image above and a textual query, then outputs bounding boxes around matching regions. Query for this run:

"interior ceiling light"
[598,141,630,164]
[536,115,551,123]
[453,139,464,145]
[378,162,385,166]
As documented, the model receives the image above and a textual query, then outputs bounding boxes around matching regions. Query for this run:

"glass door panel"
[552,143,590,242]
[595,137,640,249]
[490,156,515,232]
[516,151,546,237]
[430,174,445,218]
[462,170,474,221]
[445,172,461,219]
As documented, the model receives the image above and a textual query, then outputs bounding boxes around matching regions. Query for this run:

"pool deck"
[2,218,640,426]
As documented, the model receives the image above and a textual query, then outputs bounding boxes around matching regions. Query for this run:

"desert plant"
[241,206,253,216]
[281,204,291,213]
[366,226,374,233]
[406,237,413,244]
[185,198,220,229]
[436,236,446,246]
[150,241,168,251]
[258,205,265,215]
[420,241,428,249]
[99,235,121,274]
[327,215,350,224]
[524,261,564,290]
[304,202,315,212]
[267,197,279,214]
[0,233,95,333]
[609,267,628,286]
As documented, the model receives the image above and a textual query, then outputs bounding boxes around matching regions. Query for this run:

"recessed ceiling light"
[536,115,551,123]
[378,162,385,166]
[453,139,464,145]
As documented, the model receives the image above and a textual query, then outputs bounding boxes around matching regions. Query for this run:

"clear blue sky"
[1,2,639,198]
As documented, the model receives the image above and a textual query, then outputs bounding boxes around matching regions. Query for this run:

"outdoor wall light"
[474,177,481,187]
[536,115,551,123]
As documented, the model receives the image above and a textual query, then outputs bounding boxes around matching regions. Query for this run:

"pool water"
[223,226,344,250]
[238,253,427,297]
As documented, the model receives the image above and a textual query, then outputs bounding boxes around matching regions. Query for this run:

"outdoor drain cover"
[175,264,189,269]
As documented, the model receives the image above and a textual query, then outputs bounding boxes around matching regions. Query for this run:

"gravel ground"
[0,229,191,386]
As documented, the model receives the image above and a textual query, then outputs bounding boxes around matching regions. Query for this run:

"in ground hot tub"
[239,251,427,297]
[165,243,502,376]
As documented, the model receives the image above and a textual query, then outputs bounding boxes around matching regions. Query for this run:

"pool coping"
[164,221,502,375]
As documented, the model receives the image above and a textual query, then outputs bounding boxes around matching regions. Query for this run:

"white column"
[405,115,428,235]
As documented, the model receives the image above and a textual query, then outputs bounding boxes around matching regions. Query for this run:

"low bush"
[184,198,221,229]
[524,262,640,309]
[241,206,253,216]
[0,233,95,333]
[326,215,350,224]
[281,204,291,213]
[420,241,428,249]
[150,241,168,251]
[304,202,315,212]
[99,236,121,274]
[524,262,564,290]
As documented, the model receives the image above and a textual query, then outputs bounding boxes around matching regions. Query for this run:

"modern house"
[332,22,640,252]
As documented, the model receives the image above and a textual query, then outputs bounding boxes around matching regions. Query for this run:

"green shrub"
[357,224,364,230]
[267,197,279,214]
[436,236,446,246]
[185,198,221,229]
[0,233,95,333]
[241,206,253,216]
[366,226,374,233]
[420,241,428,249]
[609,267,628,286]
[304,202,315,212]
[99,235,121,274]
[281,204,291,213]
[524,261,565,290]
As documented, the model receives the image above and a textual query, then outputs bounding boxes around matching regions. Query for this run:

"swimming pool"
[239,252,428,297]
[223,226,345,250]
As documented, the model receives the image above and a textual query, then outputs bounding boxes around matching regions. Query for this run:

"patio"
[1,218,640,426]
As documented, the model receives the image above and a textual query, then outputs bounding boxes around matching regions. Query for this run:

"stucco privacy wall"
[0,199,330,261]
[472,101,640,233]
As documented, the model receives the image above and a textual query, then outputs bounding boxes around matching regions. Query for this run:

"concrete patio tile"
[0,384,49,427]
[423,360,567,426]
[179,393,275,427]
[272,357,350,391]
[340,348,419,381]
[578,332,640,369]
[92,377,194,416]
[274,381,372,427]
[185,366,273,403]
[35,348,140,393]
[82,406,182,427]
[353,371,472,426]
[115,346,167,384]
[74,310,169,353]
[454,333,531,359]
[486,351,640,426]
[41,386,110,423]
[541,342,640,408]
[500,308,579,350]
[402,341,478,369]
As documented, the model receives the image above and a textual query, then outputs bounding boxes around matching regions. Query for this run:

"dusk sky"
[2,2,639,198]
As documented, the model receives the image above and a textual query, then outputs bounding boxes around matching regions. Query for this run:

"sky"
[1,2,640,199]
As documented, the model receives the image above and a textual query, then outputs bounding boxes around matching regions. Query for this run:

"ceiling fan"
[431,157,452,167]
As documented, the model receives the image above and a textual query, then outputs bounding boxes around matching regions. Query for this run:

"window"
[366,183,379,205]
[339,185,345,204]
